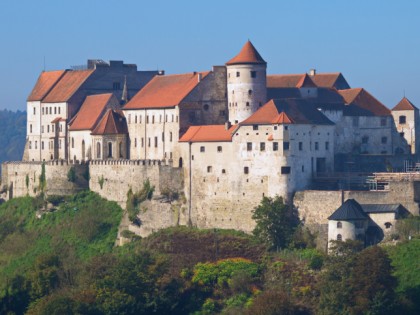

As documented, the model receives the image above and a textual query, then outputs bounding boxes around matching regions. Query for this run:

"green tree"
[252,196,297,250]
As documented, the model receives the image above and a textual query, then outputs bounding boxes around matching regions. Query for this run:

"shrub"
[67,167,76,182]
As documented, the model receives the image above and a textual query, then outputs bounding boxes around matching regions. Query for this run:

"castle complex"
[2,41,420,248]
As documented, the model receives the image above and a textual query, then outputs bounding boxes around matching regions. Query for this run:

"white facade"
[227,64,267,124]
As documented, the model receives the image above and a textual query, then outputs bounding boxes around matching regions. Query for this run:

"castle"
[2,41,420,247]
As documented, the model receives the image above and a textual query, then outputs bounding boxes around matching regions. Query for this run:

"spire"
[121,75,128,104]
[226,41,266,66]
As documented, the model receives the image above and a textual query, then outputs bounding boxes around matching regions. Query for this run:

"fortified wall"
[294,180,420,249]
[1,160,89,198]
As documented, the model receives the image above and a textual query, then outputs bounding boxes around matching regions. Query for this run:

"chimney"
[197,73,202,82]
[225,121,231,130]
[309,68,316,76]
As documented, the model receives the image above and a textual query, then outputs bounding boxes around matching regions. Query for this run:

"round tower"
[226,41,267,124]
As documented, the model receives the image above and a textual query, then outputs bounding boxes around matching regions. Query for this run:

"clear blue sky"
[1,0,419,111]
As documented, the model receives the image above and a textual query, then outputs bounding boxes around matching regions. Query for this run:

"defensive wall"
[294,180,420,249]
[1,160,89,199]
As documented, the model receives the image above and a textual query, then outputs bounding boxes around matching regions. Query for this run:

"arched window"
[384,222,392,229]
[337,221,342,229]
[108,142,113,158]
[337,234,342,241]
[96,142,101,159]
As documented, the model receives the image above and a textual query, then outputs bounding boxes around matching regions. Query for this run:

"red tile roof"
[267,73,348,89]
[27,70,66,101]
[42,70,94,103]
[51,117,64,123]
[338,88,391,116]
[179,125,236,142]
[241,99,333,125]
[91,109,128,135]
[392,97,418,111]
[226,41,266,66]
[296,74,317,88]
[123,72,210,109]
[69,93,114,131]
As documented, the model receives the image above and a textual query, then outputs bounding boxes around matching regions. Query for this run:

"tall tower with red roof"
[226,41,267,124]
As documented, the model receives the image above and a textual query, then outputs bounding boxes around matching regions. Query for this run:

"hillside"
[0,193,419,314]
[0,109,26,163]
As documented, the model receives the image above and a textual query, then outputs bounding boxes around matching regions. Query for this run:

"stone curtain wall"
[1,160,88,199]
[89,159,184,207]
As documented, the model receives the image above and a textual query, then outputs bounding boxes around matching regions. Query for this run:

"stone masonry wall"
[1,161,88,199]
[294,181,420,250]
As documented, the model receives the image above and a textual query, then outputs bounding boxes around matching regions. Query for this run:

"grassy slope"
[0,191,122,293]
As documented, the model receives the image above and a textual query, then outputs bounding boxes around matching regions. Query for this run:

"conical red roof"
[226,41,266,66]
[392,97,418,111]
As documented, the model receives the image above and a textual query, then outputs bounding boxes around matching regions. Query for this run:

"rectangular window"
[325,141,329,150]
[30,124,32,133]
[54,107,57,114]
[128,114,131,124]
[207,166,212,173]
[146,116,149,124]
[253,125,258,131]
[134,138,137,147]
[315,142,319,150]
[236,71,240,77]
[217,146,222,152]
[60,124,62,132]
[260,142,265,151]
[244,166,249,174]
[29,141,32,149]
[362,136,369,144]
[170,132,173,142]
[148,138,151,147]
[250,71,256,78]
[47,125,49,133]
[52,125,54,132]
[399,115,406,124]
[281,166,291,174]
[381,136,387,144]
[141,138,144,147]
[380,118,387,126]
[58,107,60,114]
[42,126,44,133]
[353,117,359,127]
[35,141,37,149]
[154,137,158,147]
[283,142,290,150]
[42,108,44,115]
[33,107,36,115]
[41,141,44,150]
[299,142,303,151]
[200,146,205,152]
[135,116,137,123]
[162,132,165,142]
[273,142,278,151]
[247,142,252,151]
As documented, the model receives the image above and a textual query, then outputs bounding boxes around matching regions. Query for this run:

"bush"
[67,167,76,182]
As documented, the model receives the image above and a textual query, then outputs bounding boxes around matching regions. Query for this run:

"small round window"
[203,104,209,111]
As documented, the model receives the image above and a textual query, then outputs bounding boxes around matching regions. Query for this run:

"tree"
[252,196,297,250]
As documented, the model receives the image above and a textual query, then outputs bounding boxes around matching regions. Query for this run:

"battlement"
[89,159,174,167]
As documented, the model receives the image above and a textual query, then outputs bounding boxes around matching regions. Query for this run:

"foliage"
[0,191,122,313]
[38,162,46,192]
[0,109,26,164]
[126,179,155,223]
[318,245,397,315]
[192,258,259,289]
[66,166,76,182]
[252,196,298,250]
[98,175,105,189]
[395,216,420,240]
[46,195,66,206]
